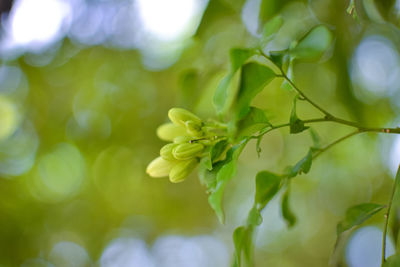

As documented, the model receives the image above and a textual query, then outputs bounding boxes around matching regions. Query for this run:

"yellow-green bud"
[173,136,193,144]
[168,108,202,127]
[146,157,175,178]
[198,139,213,146]
[172,143,204,160]
[169,158,198,183]
[156,123,187,141]
[160,143,178,161]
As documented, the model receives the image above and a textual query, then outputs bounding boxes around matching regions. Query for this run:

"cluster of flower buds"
[146,108,226,183]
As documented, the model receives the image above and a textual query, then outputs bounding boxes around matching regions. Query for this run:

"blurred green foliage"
[1,0,400,266]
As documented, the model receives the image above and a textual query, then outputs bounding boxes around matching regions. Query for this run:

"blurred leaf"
[231,49,256,72]
[247,205,263,226]
[336,203,385,235]
[346,0,359,20]
[237,107,271,138]
[290,25,334,60]
[214,49,256,115]
[261,16,284,45]
[373,0,396,20]
[233,226,253,267]
[234,63,276,120]
[289,96,308,134]
[309,128,321,149]
[384,253,400,267]
[288,149,313,178]
[255,171,281,207]
[362,0,386,23]
[281,185,297,228]
[208,140,248,223]
[259,0,290,27]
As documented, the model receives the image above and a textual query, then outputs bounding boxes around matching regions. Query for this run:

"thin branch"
[312,130,360,160]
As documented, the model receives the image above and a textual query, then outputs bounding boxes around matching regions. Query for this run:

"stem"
[258,50,400,135]
[281,71,334,118]
[382,164,400,265]
[312,130,360,160]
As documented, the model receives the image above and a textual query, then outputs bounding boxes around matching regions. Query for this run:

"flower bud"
[169,158,198,183]
[172,143,204,160]
[146,157,175,178]
[168,108,202,127]
[160,143,178,161]
[157,123,187,141]
[173,136,193,144]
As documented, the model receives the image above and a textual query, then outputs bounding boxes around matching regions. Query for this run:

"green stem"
[382,164,400,266]
[258,50,400,135]
[312,130,360,160]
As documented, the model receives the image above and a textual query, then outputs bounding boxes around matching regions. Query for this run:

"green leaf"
[288,149,313,178]
[336,203,385,235]
[247,206,263,226]
[237,107,271,138]
[269,50,288,69]
[290,25,334,60]
[289,96,308,134]
[259,0,290,26]
[261,16,284,45]
[255,171,281,207]
[213,49,256,114]
[201,147,213,171]
[281,186,296,228]
[384,254,400,267]
[198,158,222,189]
[208,140,248,223]
[210,140,229,164]
[234,63,276,120]
[233,226,253,267]
[231,49,256,72]
[309,128,321,149]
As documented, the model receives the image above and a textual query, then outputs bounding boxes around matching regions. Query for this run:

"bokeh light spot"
[346,226,395,267]
[48,241,92,267]
[8,0,71,50]
[31,143,86,202]
[0,95,19,141]
[100,237,154,267]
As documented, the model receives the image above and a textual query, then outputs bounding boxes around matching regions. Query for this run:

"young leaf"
[384,253,400,267]
[198,157,222,189]
[234,63,276,120]
[255,171,281,208]
[210,140,228,163]
[214,49,256,114]
[247,205,263,226]
[290,25,334,60]
[233,226,253,267]
[336,203,385,235]
[288,149,313,178]
[309,127,321,149]
[208,141,248,223]
[281,186,297,228]
[261,16,284,45]
[289,96,308,134]
[269,50,288,69]
[231,49,256,72]
[237,107,271,138]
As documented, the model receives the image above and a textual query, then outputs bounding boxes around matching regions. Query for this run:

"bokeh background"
[1,0,400,266]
